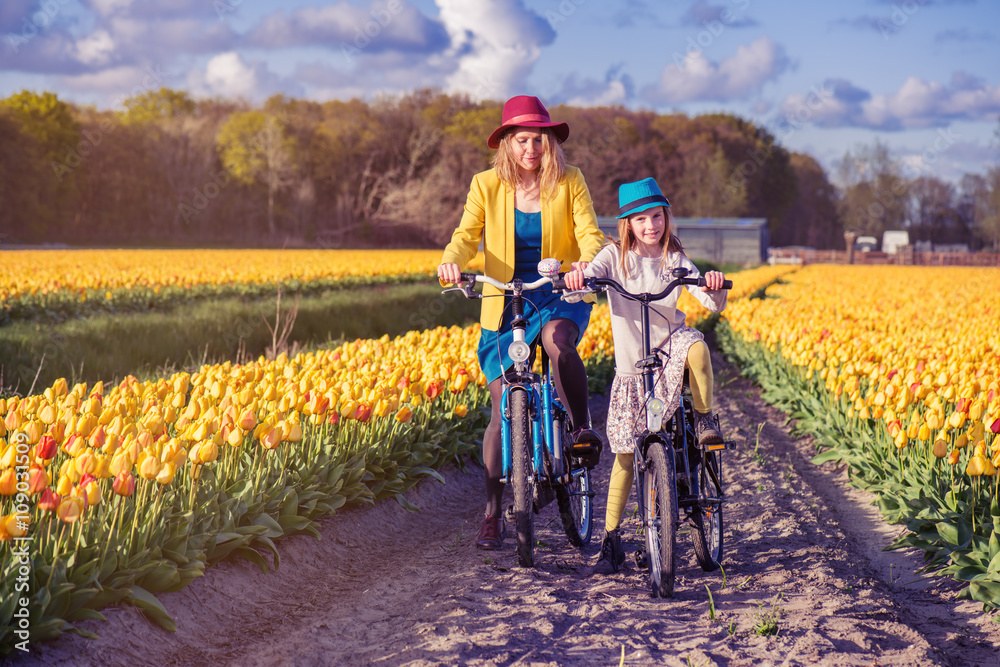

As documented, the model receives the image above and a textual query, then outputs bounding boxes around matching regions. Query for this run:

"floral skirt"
[605,326,705,454]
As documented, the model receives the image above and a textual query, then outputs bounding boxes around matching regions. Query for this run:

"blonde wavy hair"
[616,205,685,279]
[491,127,566,199]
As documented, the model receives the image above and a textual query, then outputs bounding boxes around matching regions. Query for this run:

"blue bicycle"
[445,259,595,567]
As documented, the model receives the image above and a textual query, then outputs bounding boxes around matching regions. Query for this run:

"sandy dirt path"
[17,345,1000,666]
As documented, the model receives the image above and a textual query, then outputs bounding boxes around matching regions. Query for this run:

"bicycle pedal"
[634,549,648,568]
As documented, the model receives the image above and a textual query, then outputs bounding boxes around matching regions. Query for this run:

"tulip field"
[0,256,792,653]
[13,256,997,651]
[717,264,1000,609]
[0,249,474,323]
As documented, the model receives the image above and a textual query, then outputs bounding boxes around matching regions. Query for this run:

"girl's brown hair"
[615,205,684,278]
[492,127,566,199]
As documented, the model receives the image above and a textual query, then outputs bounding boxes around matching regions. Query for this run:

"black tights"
[481,318,591,517]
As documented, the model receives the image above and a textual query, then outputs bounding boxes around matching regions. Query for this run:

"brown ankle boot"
[694,411,723,445]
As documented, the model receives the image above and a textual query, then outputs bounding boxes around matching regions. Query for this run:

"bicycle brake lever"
[560,289,589,303]
[441,286,480,299]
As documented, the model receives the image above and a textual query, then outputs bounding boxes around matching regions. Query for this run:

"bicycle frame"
[499,350,571,483]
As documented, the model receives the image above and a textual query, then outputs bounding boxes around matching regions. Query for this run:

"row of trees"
[1,88,997,250]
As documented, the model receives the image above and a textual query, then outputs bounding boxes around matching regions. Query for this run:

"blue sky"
[2,0,999,183]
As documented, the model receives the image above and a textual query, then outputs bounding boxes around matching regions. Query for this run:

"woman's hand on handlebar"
[565,263,588,291]
[702,270,726,291]
[437,263,462,284]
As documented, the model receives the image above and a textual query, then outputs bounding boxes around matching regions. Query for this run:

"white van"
[855,236,878,252]
[882,230,910,255]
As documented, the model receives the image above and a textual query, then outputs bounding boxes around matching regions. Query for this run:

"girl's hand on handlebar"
[702,270,726,291]
[565,266,587,291]
[437,263,461,284]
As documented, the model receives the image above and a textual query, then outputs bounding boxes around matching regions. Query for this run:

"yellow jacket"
[441,166,606,331]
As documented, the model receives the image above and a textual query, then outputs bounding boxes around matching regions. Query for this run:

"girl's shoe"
[569,427,603,468]
[592,528,625,574]
[694,411,723,445]
[475,514,506,550]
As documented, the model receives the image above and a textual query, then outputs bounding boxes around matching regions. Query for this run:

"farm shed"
[597,217,768,266]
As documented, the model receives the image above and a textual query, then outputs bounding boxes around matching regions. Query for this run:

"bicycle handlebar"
[572,274,732,303]
[444,272,555,299]
[443,271,731,303]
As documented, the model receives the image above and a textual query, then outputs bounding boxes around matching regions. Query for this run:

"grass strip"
[1,283,478,393]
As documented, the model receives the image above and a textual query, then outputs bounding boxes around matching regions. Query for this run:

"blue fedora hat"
[617,177,671,218]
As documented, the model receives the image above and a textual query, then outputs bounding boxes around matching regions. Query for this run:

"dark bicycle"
[444,259,594,567]
[570,268,732,597]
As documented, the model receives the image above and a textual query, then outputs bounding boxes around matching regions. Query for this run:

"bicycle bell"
[537,258,562,278]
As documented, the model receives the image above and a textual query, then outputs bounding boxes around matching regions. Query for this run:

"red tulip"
[425,379,444,399]
[36,434,57,460]
[38,488,59,512]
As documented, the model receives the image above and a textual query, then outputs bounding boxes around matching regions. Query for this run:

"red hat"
[487,95,569,149]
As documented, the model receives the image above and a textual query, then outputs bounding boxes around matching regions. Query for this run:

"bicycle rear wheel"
[509,387,534,568]
[556,466,593,547]
[691,451,724,571]
[644,441,677,598]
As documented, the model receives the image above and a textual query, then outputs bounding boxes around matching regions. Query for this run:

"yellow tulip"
[57,496,85,523]
[156,461,177,485]
[197,440,219,464]
[260,426,282,450]
[932,439,948,458]
[894,431,908,449]
[139,455,162,480]
[0,469,17,496]
[3,513,30,538]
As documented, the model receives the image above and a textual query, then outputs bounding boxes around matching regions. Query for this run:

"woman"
[437,95,605,549]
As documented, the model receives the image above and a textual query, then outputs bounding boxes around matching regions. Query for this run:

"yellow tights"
[604,341,714,531]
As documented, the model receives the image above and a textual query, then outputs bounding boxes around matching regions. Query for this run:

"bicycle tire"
[690,450,724,571]
[510,387,534,568]
[644,440,677,598]
[556,464,593,547]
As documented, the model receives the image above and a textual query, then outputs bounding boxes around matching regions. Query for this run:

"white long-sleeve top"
[583,244,728,376]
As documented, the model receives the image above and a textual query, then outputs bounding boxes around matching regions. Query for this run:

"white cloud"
[74,29,115,66]
[566,80,628,107]
[555,68,634,107]
[436,0,556,100]
[780,74,1000,130]
[188,51,302,102]
[644,36,789,104]
[197,52,258,100]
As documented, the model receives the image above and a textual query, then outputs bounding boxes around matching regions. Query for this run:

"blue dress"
[476,209,592,383]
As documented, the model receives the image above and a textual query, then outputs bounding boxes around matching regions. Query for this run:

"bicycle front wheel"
[644,441,678,598]
[556,466,593,547]
[691,451,724,571]
[510,387,534,568]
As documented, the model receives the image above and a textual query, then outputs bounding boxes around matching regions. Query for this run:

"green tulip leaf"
[126,586,176,632]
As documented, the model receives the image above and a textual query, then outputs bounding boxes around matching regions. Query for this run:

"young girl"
[565,177,728,574]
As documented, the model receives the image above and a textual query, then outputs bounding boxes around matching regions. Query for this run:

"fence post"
[844,231,857,265]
